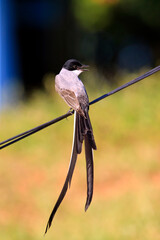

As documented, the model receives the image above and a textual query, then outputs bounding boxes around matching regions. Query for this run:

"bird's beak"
[79,64,89,71]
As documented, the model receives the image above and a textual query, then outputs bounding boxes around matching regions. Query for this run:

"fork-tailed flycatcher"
[45,59,97,234]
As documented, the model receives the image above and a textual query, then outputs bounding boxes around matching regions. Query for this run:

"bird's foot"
[66,109,74,120]
[67,108,74,115]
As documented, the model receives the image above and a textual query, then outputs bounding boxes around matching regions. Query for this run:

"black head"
[63,59,89,71]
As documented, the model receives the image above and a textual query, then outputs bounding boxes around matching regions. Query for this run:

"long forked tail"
[77,110,97,211]
[45,112,80,234]
[45,110,96,234]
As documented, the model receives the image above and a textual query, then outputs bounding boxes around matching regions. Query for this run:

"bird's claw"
[67,108,74,115]
[66,108,74,120]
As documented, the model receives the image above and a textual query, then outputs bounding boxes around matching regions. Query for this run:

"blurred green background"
[1,71,160,239]
[1,0,160,239]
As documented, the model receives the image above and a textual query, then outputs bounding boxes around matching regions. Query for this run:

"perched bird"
[45,59,97,234]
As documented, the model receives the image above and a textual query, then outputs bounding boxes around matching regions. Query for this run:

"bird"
[45,59,97,234]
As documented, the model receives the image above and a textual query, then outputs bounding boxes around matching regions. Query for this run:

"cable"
[0,65,160,150]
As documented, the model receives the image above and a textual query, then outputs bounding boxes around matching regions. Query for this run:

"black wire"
[0,66,160,150]
[90,65,160,105]
[0,111,74,150]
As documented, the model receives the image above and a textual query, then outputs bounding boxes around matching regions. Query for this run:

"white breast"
[56,68,87,97]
